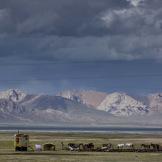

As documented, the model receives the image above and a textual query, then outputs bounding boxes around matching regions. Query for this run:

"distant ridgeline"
[0,89,161,126]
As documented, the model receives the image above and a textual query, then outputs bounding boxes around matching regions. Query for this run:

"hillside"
[0,89,161,126]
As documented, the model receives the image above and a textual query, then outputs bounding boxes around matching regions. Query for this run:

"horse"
[103,143,112,149]
[100,143,113,151]
[82,143,94,151]
[141,144,151,151]
[68,143,83,151]
[125,143,134,148]
[117,144,125,149]
[150,143,160,151]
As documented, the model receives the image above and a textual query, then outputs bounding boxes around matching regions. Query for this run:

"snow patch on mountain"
[97,92,149,116]
[0,89,26,102]
[148,93,162,113]
[58,90,83,103]
[58,90,107,107]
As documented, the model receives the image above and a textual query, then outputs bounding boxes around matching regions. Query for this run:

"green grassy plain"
[0,132,162,162]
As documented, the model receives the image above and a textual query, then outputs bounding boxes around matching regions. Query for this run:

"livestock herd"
[60,142,162,152]
[24,142,162,152]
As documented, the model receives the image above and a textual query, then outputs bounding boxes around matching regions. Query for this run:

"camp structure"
[35,144,42,151]
[14,132,29,151]
[43,143,55,151]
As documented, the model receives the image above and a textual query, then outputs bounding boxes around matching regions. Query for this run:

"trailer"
[14,132,29,151]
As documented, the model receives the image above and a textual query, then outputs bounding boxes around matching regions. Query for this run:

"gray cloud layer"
[0,0,162,62]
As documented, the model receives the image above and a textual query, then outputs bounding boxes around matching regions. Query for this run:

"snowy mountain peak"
[97,92,148,116]
[58,90,83,103]
[58,90,107,107]
[0,89,26,102]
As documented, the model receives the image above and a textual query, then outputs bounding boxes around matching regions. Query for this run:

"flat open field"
[0,132,162,162]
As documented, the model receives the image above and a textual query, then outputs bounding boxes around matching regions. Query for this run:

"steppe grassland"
[0,132,162,162]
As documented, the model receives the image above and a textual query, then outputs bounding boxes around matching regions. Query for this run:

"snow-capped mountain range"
[97,92,149,116]
[58,90,150,116]
[0,89,162,125]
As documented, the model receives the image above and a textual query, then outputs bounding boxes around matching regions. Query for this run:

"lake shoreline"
[0,125,162,134]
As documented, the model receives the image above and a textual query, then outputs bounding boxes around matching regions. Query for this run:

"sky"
[0,0,162,95]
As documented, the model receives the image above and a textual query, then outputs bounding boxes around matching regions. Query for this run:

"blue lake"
[0,125,162,134]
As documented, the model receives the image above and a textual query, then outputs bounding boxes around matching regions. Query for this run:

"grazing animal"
[125,143,134,148]
[103,143,112,149]
[141,144,151,150]
[150,143,160,151]
[68,143,82,151]
[100,147,110,152]
[68,145,75,151]
[100,143,113,151]
[82,143,94,151]
[117,144,125,149]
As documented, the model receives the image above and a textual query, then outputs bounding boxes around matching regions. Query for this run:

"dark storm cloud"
[0,0,162,61]
[0,0,129,36]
